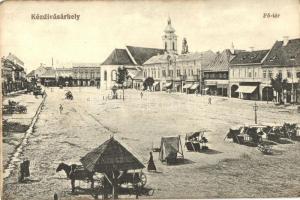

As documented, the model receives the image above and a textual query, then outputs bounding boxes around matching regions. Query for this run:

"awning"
[190,83,199,90]
[153,82,160,86]
[164,82,172,88]
[236,86,257,93]
[205,80,217,86]
[202,88,209,91]
[183,83,193,89]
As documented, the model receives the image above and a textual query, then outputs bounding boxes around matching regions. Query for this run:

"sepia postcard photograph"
[1,0,300,199]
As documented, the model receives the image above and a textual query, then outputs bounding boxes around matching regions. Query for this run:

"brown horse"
[56,162,94,192]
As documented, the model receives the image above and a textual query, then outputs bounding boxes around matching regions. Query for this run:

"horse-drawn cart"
[3,100,27,114]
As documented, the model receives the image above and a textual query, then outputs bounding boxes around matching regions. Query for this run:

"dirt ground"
[2,87,300,199]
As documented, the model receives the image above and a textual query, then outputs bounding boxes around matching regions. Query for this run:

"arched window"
[111,70,117,81]
[104,70,107,81]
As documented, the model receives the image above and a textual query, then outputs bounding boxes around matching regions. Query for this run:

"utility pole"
[253,102,258,124]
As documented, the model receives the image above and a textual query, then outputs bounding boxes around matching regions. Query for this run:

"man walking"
[140,91,143,99]
[208,96,212,104]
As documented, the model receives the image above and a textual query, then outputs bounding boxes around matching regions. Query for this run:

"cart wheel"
[140,172,147,187]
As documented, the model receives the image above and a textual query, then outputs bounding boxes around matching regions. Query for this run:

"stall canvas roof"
[80,137,145,172]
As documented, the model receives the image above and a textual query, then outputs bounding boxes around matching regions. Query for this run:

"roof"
[26,70,35,77]
[144,50,216,66]
[126,46,164,65]
[72,63,101,68]
[102,49,135,66]
[164,17,175,33]
[263,38,300,67]
[6,53,24,66]
[132,70,144,80]
[80,137,145,172]
[40,69,56,78]
[204,49,244,71]
[230,50,269,65]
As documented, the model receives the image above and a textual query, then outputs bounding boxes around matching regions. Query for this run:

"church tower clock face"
[162,17,177,54]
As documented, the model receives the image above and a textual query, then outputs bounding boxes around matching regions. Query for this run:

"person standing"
[147,152,156,172]
[208,96,212,104]
[59,104,63,114]
[140,91,143,99]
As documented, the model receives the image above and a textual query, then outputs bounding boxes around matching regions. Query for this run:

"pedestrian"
[59,104,63,114]
[140,91,143,99]
[208,96,212,104]
[147,152,156,172]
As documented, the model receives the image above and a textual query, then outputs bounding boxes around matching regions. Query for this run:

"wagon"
[3,101,27,114]
[118,171,147,188]
[185,130,209,152]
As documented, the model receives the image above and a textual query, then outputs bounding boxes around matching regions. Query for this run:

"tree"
[143,77,154,91]
[270,74,289,104]
[117,67,128,101]
[117,67,128,85]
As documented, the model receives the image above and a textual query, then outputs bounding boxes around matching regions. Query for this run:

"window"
[184,69,187,75]
[165,42,167,50]
[158,70,160,78]
[278,70,282,77]
[205,73,209,78]
[177,69,181,77]
[211,73,215,78]
[287,70,292,78]
[172,42,175,50]
[248,68,252,78]
[191,69,194,76]
[268,70,273,78]
[162,70,166,77]
[223,73,227,79]
[144,71,147,78]
[254,71,257,78]
[263,70,267,78]
[219,73,223,78]
[104,70,107,81]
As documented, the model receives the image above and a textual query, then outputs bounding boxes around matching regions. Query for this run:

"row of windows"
[262,69,293,79]
[144,68,201,78]
[204,73,227,79]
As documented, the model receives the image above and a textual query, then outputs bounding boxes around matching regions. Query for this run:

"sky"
[1,0,299,72]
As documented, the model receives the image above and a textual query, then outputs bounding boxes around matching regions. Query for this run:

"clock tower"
[162,17,177,54]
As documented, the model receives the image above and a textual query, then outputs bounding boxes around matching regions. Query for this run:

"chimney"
[283,36,289,46]
[249,47,254,52]
[230,42,235,54]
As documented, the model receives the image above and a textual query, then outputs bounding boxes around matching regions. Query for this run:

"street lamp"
[253,102,258,124]
[290,57,295,105]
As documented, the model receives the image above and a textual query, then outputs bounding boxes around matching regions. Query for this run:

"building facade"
[262,37,300,103]
[229,50,270,100]
[72,63,101,87]
[1,53,26,95]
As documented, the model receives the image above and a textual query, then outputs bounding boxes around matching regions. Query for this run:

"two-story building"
[72,63,101,87]
[262,37,300,103]
[2,53,27,94]
[229,50,270,100]
[203,48,243,96]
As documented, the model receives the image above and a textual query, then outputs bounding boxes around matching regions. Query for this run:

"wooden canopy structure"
[80,137,145,199]
[80,137,144,173]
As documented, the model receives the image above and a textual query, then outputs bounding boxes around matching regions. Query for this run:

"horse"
[56,162,94,192]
